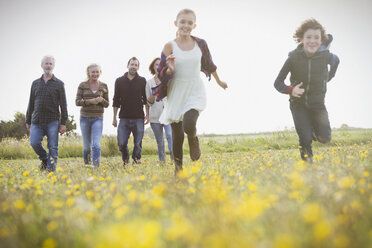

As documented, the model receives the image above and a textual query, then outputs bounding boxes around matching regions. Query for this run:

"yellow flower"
[86,191,94,199]
[23,171,30,177]
[13,200,25,210]
[47,221,58,232]
[313,220,331,241]
[42,238,56,248]
[274,234,295,248]
[333,234,350,248]
[302,203,322,223]
[247,182,257,192]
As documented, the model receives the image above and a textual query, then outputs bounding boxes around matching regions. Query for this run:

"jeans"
[290,101,331,160]
[80,116,103,167]
[117,118,144,162]
[30,120,59,172]
[171,109,199,165]
[150,123,173,161]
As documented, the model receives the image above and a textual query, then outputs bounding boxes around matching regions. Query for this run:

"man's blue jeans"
[30,120,59,172]
[80,116,103,167]
[117,118,144,162]
[150,123,173,161]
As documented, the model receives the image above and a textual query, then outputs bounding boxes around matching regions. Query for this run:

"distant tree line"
[0,112,76,141]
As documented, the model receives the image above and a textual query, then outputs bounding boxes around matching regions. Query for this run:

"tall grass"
[0,129,371,159]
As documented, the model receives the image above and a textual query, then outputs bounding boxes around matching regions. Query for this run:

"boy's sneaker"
[123,160,129,168]
[133,159,141,164]
[39,159,47,171]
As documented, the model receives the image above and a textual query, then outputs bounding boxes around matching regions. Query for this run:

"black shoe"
[133,159,141,164]
[123,160,129,168]
[188,136,201,161]
[39,159,47,171]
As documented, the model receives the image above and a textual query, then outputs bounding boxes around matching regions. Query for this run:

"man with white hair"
[26,56,68,172]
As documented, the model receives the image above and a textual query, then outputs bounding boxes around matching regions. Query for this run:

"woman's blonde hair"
[86,63,102,79]
[176,8,196,21]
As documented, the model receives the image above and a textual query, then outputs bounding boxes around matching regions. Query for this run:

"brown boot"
[188,136,201,161]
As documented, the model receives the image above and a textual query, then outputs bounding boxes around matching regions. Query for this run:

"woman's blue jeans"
[80,116,103,167]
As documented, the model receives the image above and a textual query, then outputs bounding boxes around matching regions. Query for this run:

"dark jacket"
[274,35,340,104]
[112,72,147,119]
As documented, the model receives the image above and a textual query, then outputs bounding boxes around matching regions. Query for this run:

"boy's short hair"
[149,57,160,75]
[293,19,328,43]
[127,57,139,66]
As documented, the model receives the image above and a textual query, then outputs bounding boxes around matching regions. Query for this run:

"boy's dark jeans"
[171,109,199,166]
[290,101,331,160]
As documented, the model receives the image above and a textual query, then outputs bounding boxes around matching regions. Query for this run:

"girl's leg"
[164,124,173,160]
[91,117,103,167]
[171,121,184,173]
[310,103,331,144]
[150,122,166,161]
[290,102,313,161]
[183,109,200,161]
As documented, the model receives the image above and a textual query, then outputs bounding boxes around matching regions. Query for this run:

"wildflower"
[302,203,322,223]
[13,200,25,210]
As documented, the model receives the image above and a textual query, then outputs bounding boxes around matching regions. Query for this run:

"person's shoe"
[174,161,183,177]
[188,136,201,161]
[123,160,129,168]
[84,164,95,169]
[133,159,141,165]
[39,159,47,171]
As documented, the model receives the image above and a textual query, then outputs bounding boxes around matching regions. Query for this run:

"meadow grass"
[0,129,371,247]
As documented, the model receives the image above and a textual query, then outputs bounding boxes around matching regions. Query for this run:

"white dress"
[159,40,206,124]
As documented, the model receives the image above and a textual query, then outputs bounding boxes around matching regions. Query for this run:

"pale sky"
[1,0,371,135]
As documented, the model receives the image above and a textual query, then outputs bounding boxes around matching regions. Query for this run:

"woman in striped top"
[75,64,109,168]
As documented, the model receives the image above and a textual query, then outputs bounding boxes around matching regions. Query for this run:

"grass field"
[0,129,371,247]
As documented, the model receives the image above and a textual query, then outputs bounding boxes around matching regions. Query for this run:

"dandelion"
[274,234,295,248]
[42,238,56,248]
[13,200,25,210]
[313,220,331,241]
[47,221,58,232]
[302,203,322,223]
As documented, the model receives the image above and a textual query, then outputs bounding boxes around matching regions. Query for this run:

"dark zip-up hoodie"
[274,35,340,105]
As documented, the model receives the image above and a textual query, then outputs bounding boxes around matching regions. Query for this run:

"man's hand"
[59,125,66,135]
[26,124,31,133]
[144,115,150,125]
[112,118,117,127]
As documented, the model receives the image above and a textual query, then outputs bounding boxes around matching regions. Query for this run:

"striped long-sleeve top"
[75,81,109,117]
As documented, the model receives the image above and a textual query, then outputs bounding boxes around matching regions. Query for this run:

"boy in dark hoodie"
[274,19,340,162]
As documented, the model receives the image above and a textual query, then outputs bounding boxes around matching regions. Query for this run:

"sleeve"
[200,39,217,80]
[274,57,293,94]
[75,83,88,107]
[142,80,147,105]
[145,80,153,106]
[59,82,68,125]
[328,53,340,82]
[112,79,121,108]
[152,52,173,102]
[26,82,35,124]
[101,84,109,108]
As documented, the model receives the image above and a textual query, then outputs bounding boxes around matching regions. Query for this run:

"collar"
[40,74,57,82]
[124,72,139,80]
